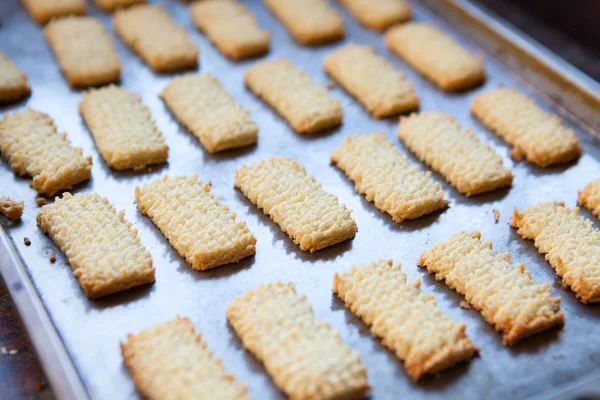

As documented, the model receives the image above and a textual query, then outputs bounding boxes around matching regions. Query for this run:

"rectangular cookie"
[386,22,485,92]
[135,175,256,270]
[37,192,155,298]
[113,5,198,73]
[338,0,411,31]
[0,52,30,105]
[94,0,145,12]
[397,112,513,196]
[471,88,582,167]
[79,85,168,170]
[0,197,24,221]
[323,44,419,118]
[44,16,121,88]
[234,157,356,252]
[331,133,448,222]
[419,231,565,345]
[245,59,342,134]
[121,317,249,400]
[227,282,369,399]
[190,0,270,61]
[264,0,344,45]
[510,202,600,303]
[161,74,258,153]
[579,179,600,218]
[334,260,477,380]
[0,109,92,196]
[21,0,86,25]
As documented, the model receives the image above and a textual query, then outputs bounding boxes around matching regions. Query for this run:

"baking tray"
[1,0,600,399]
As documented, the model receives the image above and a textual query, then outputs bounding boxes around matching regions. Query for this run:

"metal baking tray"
[1,0,600,399]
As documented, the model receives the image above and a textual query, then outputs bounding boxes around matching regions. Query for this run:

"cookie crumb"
[1,347,7,354]
[36,197,47,206]
[8,349,17,355]
[493,208,500,223]
[327,80,335,89]
[49,253,56,263]
[24,237,31,246]
[459,300,471,309]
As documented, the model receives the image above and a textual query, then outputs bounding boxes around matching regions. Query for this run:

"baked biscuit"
[190,0,270,60]
[338,0,411,31]
[471,88,582,167]
[398,112,513,196]
[44,16,121,88]
[227,282,369,399]
[21,0,85,25]
[79,85,168,170]
[331,133,447,222]
[37,192,155,298]
[161,74,258,153]
[245,59,342,134]
[121,317,249,400]
[135,175,256,270]
[0,109,92,196]
[113,5,198,73]
[579,179,600,218]
[386,22,485,92]
[323,44,418,118]
[334,260,478,380]
[419,231,564,345]
[234,157,356,252]
[95,0,145,12]
[0,53,30,105]
[510,202,600,303]
[0,197,24,220]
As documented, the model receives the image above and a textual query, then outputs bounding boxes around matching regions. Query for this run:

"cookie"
[419,231,565,345]
[161,74,258,153]
[121,317,249,400]
[510,202,600,303]
[0,109,92,196]
[135,175,256,270]
[397,112,513,196]
[245,59,342,134]
[471,88,582,167]
[323,44,418,118]
[386,22,485,92]
[190,0,269,60]
[44,16,121,88]
[578,179,600,218]
[227,282,369,399]
[334,260,478,380]
[0,197,24,220]
[113,5,198,73]
[21,0,85,25]
[37,192,155,298]
[79,85,168,170]
[338,0,411,31]
[234,157,356,252]
[331,133,448,222]
[0,52,30,105]
[94,0,145,12]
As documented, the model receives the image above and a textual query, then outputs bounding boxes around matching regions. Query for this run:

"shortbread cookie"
[95,0,145,12]
[227,282,369,399]
[161,74,258,153]
[37,192,155,298]
[0,53,30,105]
[323,44,418,118]
[235,157,356,252]
[135,175,256,270]
[471,88,582,167]
[21,0,85,25]
[398,112,513,196]
[113,5,198,73]
[122,317,248,400]
[579,179,600,218]
[331,133,447,222]
[245,59,342,134]
[44,16,121,88]
[338,0,411,31]
[334,260,477,380]
[419,231,564,345]
[190,0,270,60]
[386,23,485,91]
[0,197,24,220]
[79,85,168,170]
[264,0,344,45]
[0,109,92,196]
[510,202,600,303]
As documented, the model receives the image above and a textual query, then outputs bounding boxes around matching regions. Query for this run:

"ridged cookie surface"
[338,0,411,31]
[235,157,356,252]
[579,178,600,218]
[419,231,564,345]
[0,197,24,220]
[0,52,30,105]
[37,192,155,298]
[121,317,248,400]
[94,0,145,12]
[510,202,600,303]
[227,282,369,399]
[331,133,447,222]
[21,0,86,25]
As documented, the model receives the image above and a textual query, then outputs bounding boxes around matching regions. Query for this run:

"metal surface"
[1,0,600,399]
